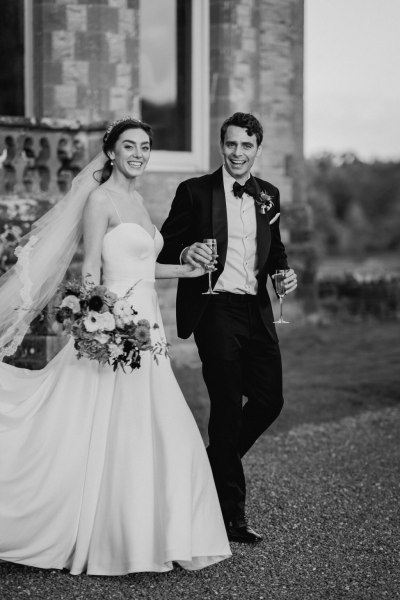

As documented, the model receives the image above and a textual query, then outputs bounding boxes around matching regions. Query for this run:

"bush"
[317,271,400,320]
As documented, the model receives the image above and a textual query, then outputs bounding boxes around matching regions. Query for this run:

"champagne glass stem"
[279,297,283,322]
[202,238,218,295]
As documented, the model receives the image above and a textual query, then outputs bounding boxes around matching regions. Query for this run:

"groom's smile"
[220,125,262,184]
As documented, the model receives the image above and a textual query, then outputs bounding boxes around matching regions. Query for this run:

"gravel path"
[1,406,399,600]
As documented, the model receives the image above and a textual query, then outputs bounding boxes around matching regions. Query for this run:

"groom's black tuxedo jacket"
[158,167,289,342]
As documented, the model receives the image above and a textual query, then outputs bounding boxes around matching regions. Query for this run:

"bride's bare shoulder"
[86,186,111,210]
[83,187,113,226]
[88,184,110,202]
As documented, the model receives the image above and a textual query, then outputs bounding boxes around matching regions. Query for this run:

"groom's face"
[220,125,262,183]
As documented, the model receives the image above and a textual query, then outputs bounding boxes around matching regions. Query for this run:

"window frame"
[24,0,34,117]
[18,0,210,171]
[0,0,32,117]
[145,0,210,173]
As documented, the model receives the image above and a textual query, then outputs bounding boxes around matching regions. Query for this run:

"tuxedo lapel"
[211,168,228,269]
[252,176,271,273]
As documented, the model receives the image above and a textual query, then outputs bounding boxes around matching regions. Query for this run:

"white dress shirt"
[214,168,258,295]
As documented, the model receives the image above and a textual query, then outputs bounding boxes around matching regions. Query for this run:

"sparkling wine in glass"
[202,238,218,295]
[273,269,290,323]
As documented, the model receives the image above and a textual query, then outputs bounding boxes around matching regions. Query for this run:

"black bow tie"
[232,179,257,199]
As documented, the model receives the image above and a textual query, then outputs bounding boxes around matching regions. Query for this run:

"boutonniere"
[255,190,274,215]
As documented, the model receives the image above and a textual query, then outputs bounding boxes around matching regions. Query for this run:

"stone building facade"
[0,0,310,368]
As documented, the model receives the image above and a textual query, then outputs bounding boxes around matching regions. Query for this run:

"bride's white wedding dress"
[0,222,231,575]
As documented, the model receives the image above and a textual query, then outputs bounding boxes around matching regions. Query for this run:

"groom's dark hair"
[220,112,263,146]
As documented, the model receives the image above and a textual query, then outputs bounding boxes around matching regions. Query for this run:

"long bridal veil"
[0,152,106,361]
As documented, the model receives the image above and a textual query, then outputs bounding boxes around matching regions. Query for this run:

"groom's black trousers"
[193,292,283,522]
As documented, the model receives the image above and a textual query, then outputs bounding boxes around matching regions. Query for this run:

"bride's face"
[109,128,151,178]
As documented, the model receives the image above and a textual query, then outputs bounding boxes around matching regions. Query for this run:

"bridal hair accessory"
[0,152,107,360]
[103,116,142,142]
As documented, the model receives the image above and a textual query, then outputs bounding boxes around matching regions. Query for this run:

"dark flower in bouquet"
[55,279,169,371]
[88,295,104,312]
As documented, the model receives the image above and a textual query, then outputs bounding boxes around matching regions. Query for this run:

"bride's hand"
[181,264,215,278]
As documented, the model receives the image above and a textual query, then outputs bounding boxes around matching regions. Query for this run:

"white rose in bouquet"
[61,294,81,314]
[100,311,116,331]
[113,299,135,325]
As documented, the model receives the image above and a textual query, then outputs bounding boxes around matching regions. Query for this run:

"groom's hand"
[271,269,297,294]
[182,243,217,269]
[282,268,297,294]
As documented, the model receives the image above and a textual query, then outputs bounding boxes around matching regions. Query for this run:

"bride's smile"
[109,128,151,179]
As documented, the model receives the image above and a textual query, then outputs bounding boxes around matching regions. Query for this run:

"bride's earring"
[110,159,114,167]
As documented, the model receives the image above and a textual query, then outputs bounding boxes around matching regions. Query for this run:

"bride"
[0,117,231,575]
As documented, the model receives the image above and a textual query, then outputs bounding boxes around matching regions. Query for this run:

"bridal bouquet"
[55,280,169,371]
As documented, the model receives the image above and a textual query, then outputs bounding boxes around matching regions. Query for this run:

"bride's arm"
[82,191,109,285]
[155,263,207,279]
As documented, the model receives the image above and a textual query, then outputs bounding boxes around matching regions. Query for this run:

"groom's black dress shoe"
[226,515,263,544]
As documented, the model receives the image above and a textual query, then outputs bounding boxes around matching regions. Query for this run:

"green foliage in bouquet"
[55,279,169,371]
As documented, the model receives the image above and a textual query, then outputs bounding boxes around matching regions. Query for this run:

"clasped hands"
[180,242,218,278]
[182,242,217,269]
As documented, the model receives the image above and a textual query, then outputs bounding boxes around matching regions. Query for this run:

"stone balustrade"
[0,117,105,368]
[0,117,105,197]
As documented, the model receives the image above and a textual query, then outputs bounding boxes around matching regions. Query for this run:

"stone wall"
[209,0,305,208]
[34,0,140,122]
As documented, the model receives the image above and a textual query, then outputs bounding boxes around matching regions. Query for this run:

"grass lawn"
[173,320,400,438]
[275,319,400,431]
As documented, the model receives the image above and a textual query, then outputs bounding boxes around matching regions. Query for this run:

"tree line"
[306,153,400,258]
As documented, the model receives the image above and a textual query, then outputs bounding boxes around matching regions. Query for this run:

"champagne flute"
[273,269,290,323]
[202,238,218,295]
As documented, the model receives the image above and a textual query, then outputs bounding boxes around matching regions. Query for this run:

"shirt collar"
[222,166,251,191]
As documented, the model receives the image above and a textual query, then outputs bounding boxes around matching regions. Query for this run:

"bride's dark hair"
[95,117,153,184]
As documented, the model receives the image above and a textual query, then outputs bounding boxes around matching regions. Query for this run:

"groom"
[158,112,297,543]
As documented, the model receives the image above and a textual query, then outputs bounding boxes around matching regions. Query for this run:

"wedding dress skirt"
[0,224,231,575]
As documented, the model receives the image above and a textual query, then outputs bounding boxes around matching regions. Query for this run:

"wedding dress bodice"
[101,222,163,291]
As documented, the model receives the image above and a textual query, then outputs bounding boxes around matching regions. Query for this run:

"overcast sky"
[304,0,400,160]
